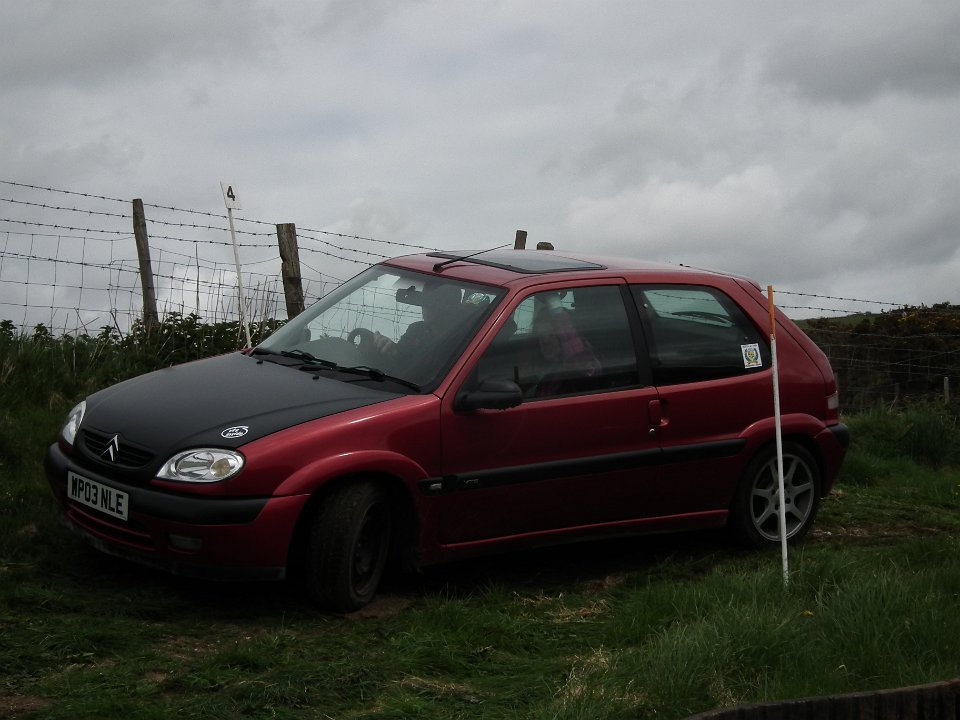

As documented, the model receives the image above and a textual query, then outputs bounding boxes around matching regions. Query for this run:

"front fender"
[273,450,430,496]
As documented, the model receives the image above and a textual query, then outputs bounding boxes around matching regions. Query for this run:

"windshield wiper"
[249,347,303,365]
[251,347,340,369]
[250,347,317,361]
[296,361,420,392]
[279,348,322,362]
[341,366,421,392]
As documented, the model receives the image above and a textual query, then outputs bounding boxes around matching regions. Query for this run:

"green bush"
[836,452,885,487]
[846,402,959,468]
[2,313,960,719]
[0,313,284,413]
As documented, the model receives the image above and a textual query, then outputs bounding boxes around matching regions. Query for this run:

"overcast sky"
[2,0,959,324]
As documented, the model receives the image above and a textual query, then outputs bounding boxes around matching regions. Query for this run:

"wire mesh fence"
[3,180,959,412]
[0,180,435,337]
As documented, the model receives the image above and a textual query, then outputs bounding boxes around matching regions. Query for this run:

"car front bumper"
[45,443,308,582]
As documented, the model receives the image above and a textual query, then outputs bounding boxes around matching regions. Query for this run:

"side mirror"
[455,379,523,411]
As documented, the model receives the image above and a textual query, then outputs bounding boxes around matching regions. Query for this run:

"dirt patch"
[398,676,482,704]
[343,594,413,620]
[0,695,52,719]
[811,523,942,541]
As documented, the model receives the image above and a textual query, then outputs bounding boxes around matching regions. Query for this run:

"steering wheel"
[347,328,379,362]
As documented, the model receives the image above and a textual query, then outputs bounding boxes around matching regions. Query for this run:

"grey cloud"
[0,0,279,91]
[3,0,960,323]
[308,0,424,37]
[763,1,960,103]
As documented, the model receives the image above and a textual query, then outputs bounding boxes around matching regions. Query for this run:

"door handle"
[648,399,668,435]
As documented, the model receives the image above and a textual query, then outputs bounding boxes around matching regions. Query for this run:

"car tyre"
[304,480,392,613]
[730,442,821,548]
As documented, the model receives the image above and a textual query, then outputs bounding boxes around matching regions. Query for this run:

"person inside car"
[531,293,601,396]
[373,284,464,365]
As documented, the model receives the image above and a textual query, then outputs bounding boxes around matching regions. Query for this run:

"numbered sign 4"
[220,181,242,210]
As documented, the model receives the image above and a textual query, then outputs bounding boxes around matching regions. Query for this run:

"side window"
[471,285,640,400]
[631,285,769,385]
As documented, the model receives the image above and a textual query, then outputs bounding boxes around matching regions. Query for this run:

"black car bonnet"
[80,352,396,455]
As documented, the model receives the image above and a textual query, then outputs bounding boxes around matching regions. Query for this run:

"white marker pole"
[768,286,789,586]
[221,182,252,348]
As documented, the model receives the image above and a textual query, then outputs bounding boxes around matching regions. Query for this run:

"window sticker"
[741,343,763,369]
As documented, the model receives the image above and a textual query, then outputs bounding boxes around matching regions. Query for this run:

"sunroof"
[427,249,605,274]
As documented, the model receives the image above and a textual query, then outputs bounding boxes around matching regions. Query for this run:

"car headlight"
[61,400,87,447]
[157,449,245,483]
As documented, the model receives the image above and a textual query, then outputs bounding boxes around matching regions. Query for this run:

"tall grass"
[0,315,280,566]
[846,402,960,470]
[1,319,959,719]
[0,314,281,410]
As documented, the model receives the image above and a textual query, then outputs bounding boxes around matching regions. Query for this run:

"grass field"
[2,327,959,719]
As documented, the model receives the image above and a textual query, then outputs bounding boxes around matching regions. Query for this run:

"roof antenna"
[433,244,512,273]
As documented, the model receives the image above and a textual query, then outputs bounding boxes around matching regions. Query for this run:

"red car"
[45,249,848,611]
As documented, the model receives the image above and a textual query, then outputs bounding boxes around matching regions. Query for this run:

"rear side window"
[631,285,768,385]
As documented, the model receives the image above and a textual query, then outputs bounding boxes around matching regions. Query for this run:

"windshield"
[256,264,505,391]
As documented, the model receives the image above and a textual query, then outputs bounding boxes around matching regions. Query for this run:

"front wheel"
[730,442,822,548]
[303,480,392,613]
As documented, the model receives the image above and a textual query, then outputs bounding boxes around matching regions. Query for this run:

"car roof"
[383,249,757,288]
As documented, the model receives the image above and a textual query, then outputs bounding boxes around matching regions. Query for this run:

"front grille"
[80,429,155,469]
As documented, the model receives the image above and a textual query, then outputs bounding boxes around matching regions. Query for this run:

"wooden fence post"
[514,230,527,250]
[276,223,305,319]
[132,198,159,333]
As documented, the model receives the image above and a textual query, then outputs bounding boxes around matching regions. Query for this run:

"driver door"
[437,282,664,545]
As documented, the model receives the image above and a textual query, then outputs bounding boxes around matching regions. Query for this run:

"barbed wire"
[298,224,435,252]
[298,231,391,262]
[0,250,138,274]
[6,180,940,312]
[0,228,133,243]
[4,233,957,331]
[0,179,128,204]
[0,261,286,289]
[0,218,417,261]
[1,179,436,251]
[0,196,131,220]
[776,290,905,308]
[0,217,133,239]
[5,247,958,332]
[0,226,923,315]
[4,179,960,414]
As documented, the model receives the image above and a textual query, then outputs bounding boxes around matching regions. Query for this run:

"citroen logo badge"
[102,434,121,462]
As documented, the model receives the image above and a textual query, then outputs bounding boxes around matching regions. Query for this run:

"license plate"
[67,472,130,521]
